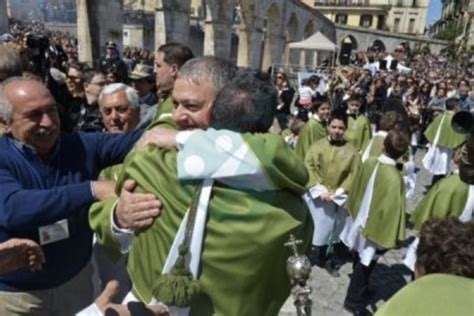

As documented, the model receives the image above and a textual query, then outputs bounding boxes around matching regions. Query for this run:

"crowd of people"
[0,18,473,316]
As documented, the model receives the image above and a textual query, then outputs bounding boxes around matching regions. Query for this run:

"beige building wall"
[387,0,428,34]
[302,0,428,34]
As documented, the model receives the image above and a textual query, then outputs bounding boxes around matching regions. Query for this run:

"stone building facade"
[301,0,428,35]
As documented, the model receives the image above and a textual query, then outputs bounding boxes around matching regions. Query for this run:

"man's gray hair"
[177,56,237,92]
[98,83,139,109]
[0,46,22,82]
[0,76,32,121]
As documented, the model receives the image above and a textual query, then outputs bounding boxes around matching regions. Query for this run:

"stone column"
[237,26,264,69]
[76,0,92,66]
[83,0,123,66]
[261,33,285,71]
[0,0,8,35]
[155,3,190,50]
[203,20,233,59]
[299,50,306,67]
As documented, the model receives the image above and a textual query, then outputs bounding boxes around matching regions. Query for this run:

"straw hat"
[129,63,154,80]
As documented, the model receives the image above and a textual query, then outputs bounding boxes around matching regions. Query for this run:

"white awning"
[289,31,337,52]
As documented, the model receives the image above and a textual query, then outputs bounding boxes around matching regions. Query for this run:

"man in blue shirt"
[0,77,158,315]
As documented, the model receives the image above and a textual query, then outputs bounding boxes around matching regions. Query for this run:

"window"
[336,13,348,24]
[408,18,415,33]
[360,14,373,27]
[394,18,401,32]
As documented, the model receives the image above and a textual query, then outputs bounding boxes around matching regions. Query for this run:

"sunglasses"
[394,49,404,53]
[276,76,283,79]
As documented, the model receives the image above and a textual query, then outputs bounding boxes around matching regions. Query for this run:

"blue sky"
[426,0,442,26]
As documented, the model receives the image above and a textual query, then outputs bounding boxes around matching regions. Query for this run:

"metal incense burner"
[285,234,313,316]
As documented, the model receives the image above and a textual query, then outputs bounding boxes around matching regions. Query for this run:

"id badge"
[38,219,69,245]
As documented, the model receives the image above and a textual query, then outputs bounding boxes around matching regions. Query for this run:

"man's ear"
[0,117,11,133]
[170,64,179,78]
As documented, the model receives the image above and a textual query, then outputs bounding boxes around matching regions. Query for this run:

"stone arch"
[303,20,314,38]
[339,35,358,65]
[284,12,300,65]
[262,3,283,71]
[341,35,358,50]
[372,39,386,52]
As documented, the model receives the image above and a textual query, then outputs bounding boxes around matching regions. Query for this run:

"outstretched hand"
[114,180,162,231]
[0,238,45,274]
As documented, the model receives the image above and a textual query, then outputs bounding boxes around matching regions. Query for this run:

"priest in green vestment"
[294,96,330,160]
[422,98,466,184]
[361,111,400,162]
[375,274,474,316]
[404,137,474,271]
[90,69,313,316]
[380,218,474,316]
[341,130,409,314]
[304,110,361,270]
[344,96,372,153]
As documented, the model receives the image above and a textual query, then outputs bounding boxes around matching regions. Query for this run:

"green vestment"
[361,133,386,162]
[424,111,465,148]
[99,164,123,182]
[295,116,327,161]
[148,96,174,130]
[280,128,292,140]
[375,274,474,316]
[345,114,372,152]
[410,173,470,232]
[346,157,406,249]
[90,133,313,316]
[305,137,361,193]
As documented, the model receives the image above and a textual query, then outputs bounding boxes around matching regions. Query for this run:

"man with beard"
[0,78,148,315]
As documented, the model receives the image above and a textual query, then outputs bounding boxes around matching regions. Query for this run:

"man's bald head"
[0,78,60,158]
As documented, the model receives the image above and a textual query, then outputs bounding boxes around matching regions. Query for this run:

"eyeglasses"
[67,75,81,81]
[276,76,283,79]
[394,49,404,53]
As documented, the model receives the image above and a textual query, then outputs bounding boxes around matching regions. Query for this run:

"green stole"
[424,111,466,148]
[375,274,474,316]
[305,137,361,193]
[361,131,387,162]
[90,134,313,316]
[345,114,372,152]
[346,157,406,248]
[410,173,470,232]
[294,115,327,161]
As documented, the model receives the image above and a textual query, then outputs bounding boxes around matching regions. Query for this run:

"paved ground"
[279,149,431,316]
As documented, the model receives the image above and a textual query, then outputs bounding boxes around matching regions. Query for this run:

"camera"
[26,35,50,51]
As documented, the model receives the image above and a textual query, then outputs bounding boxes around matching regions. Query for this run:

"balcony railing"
[314,0,370,6]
